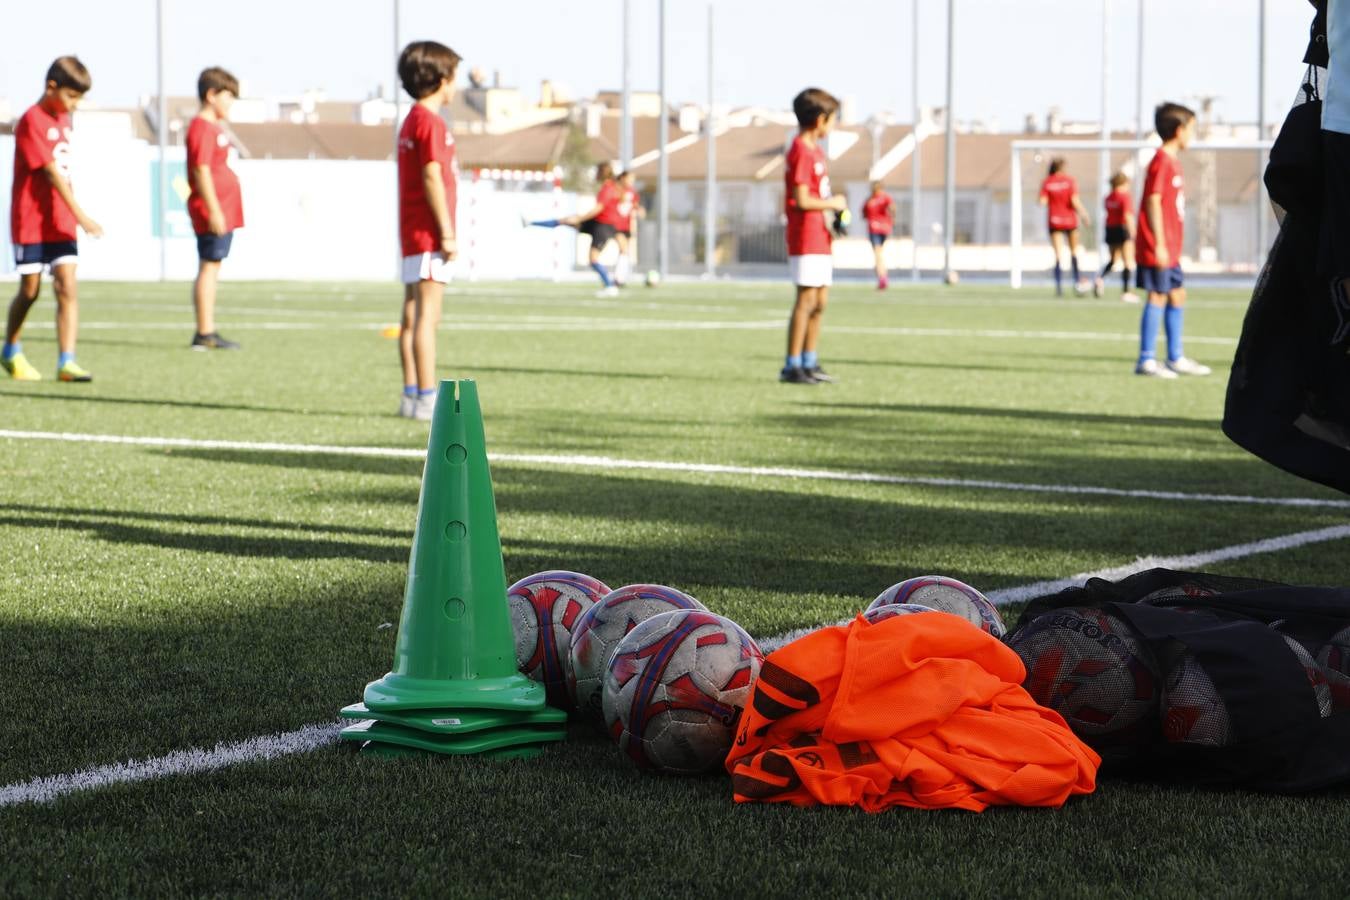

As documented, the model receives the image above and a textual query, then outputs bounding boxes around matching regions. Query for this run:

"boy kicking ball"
[4,56,103,383]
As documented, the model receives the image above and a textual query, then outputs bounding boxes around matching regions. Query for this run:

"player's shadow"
[458,364,696,382]
[0,502,409,562]
[168,448,423,477]
[0,390,369,418]
[796,400,1219,433]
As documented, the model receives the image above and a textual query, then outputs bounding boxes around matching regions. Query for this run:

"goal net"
[1009,139,1276,289]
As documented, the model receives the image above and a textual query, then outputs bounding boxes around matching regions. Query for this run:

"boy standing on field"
[186,67,244,351]
[1134,102,1210,378]
[4,56,103,383]
[862,180,896,290]
[781,87,846,385]
[395,41,461,420]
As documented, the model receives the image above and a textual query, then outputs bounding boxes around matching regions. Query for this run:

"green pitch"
[1,279,1347,895]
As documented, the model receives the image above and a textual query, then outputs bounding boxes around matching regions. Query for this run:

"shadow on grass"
[796,400,1219,431]
[0,503,409,562]
[462,364,691,382]
[0,390,369,418]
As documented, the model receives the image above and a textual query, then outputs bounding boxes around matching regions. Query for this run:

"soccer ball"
[1161,653,1231,746]
[506,570,611,709]
[1315,625,1350,713]
[866,576,1006,638]
[1282,633,1333,718]
[644,269,661,287]
[861,603,935,625]
[1073,279,1090,297]
[602,609,763,774]
[1007,607,1160,747]
[568,583,705,729]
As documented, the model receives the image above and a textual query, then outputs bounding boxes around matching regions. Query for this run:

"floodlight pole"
[1098,0,1111,264]
[704,4,716,279]
[1135,0,1145,144]
[911,0,920,282]
[942,0,955,283]
[658,0,669,280]
[1256,0,1268,260]
[155,0,168,282]
[393,0,403,281]
[620,0,633,169]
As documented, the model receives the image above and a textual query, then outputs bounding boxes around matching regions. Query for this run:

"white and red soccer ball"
[602,609,763,774]
[568,584,706,728]
[507,570,611,709]
[867,575,1006,638]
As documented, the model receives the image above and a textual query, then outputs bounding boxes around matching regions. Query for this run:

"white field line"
[1,429,1347,512]
[4,523,1348,807]
[0,722,343,807]
[14,318,1237,344]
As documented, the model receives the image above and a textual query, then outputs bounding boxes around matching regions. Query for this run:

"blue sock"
[403,385,418,398]
[418,388,436,398]
[58,351,75,369]
[785,354,802,370]
[1123,268,1132,292]
[802,350,818,369]
[1053,261,1063,292]
[1139,304,1163,362]
[1071,256,1081,282]
[531,219,560,228]
[591,261,612,287]
[1165,305,1184,361]
[1,342,19,361]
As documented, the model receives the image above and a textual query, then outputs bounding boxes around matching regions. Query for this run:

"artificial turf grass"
[2,280,1349,893]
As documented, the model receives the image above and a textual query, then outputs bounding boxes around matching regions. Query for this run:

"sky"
[0,0,1311,132]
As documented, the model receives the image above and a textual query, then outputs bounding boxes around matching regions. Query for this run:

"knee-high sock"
[1164,305,1184,361]
[1053,260,1063,293]
[1139,304,1163,362]
[1101,259,1115,276]
[530,219,561,228]
[1071,255,1081,282]
[1122,268,1132,292]
[591,260,613,287]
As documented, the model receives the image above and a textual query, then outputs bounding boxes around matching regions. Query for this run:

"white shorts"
[401,252,454,285]
[788,254,833,288]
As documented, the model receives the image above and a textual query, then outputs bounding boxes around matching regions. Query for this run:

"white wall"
[2,135,578,281]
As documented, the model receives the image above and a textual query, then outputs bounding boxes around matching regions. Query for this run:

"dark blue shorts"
[868,232,888,247]
[1138,265,1184,294]
[196,231,234,262]
[14,241,78,274]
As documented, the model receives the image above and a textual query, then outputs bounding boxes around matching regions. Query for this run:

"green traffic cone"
[359,379,548,713]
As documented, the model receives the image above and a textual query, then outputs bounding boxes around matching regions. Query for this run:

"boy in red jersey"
[614,170,643,288]
[1037,158,1091,297]
[1135,102,1210,378]
[526,162,624,296]
[862,181,896,290]
[185,67,244,351]
[396,41,461,420]
[4,57,103,383]
[1094,172,1137,302]
[781,87,847,385]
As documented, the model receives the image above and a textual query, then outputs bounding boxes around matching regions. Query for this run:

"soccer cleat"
[1135,358,1178,379]
[57,360,93,382]
[191,332,241,351]
[805,366,836,383]
[413,392,437,421]
[398,394,417,418]
[1093,277,1105,298]
[596,286,620,298]
[1,352,42,381]
[1121,291,1140,304]
[1166,356,1212,377]
[779,366,818,385]
[878,276,889,290]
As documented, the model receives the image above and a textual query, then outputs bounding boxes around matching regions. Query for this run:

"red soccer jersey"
[186,117,244,235]
[618,186,639,231]
[1104,187,1131,228]
[784,134,832,256]
[1039,173,1078,231]
[1136,150,1184,267]
[594,181,627,228]
[397,104,458,257]
[10,103,77,244]
[863,193,895,235]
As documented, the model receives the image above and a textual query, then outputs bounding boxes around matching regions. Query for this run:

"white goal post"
[1009,139,1275,289]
